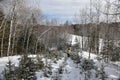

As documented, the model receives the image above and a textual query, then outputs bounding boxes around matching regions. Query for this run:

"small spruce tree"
[16,54,37,80]
[81,59,96,80]
[2,60,15,80]
[99,64,107,80]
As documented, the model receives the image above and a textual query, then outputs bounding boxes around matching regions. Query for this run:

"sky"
[1,0,118,24]
[25,0,119,24]
[37,0,89,23]
[0,0,90,24]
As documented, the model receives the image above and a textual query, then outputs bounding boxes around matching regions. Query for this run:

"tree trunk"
[11,22,18,55]
[26,25,33,54]
[1,19,7,57]
[7,3,16,56]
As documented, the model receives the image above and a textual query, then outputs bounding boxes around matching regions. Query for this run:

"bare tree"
[93,0,102,55]
[11,18,18,55]
[7,0,16,56]
[0,17,7,56]
[88,0,93,59]
[80,8,88,52]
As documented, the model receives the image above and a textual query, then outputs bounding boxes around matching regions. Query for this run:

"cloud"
[37,0,89,23]
[0,0,89,23]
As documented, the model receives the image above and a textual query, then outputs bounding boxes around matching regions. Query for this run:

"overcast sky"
[1,0,116,24]
[0,0,90,23]
[37,0,89,23]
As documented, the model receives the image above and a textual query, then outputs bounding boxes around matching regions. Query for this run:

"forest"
[0,0,120,80]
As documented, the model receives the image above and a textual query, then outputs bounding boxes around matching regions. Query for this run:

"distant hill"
[71,23,120,40]
[33,22,120,40]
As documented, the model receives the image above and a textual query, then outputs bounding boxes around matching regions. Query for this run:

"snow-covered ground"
[79,51,120,80]
[70,34,104,52]
[0,51,119,80]
[0,56,20,74]
[0,34,120,80]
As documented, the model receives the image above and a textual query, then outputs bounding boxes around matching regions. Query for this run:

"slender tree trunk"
[95,0,101,55]
[88,0,93,59]
[7,19,13,56]
[88,33,91,59]
[34,39,38,54]
[82,35,83,51]
[11,22,18,55]
[96,26,99,55]
[105,0,110,62]
[22,26,28,54]
[34,28,52,54]
[26,14,36,54]
[0,16,6,30]
[26,25,33,54]
[7,3,16,56]
[1,19,7,57]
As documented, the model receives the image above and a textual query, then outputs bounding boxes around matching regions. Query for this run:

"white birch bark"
[35,28,52,54]
[11,21,18,55]
[7,2,16,56]
[0,16,6,30]
[1,18,7,56]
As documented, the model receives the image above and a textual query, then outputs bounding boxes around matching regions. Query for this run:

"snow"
[61,58,82,80]
[70,34,104,52]
[0,51,119,80]
[0,34,120,80]
[0,56,20,74]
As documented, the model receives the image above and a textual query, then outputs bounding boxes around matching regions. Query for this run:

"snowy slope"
[79,51,120,80]
[70,34,104,52]
[0,34,120,80]
[0,52,119,80]
[0,56,20,74]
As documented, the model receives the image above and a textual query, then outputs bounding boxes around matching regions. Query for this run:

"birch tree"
[80,8,88,52]
[11,18,18,55]
[93,0,102,55]
[88,0,93,59]
[7,0,16,56]
[1,17,7,56]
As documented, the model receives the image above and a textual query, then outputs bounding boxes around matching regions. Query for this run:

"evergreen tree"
[2,60,15,80]
[71,53,81,65]
[81,59,95,71]
[16,54,37,80]
[97,64,107,80]
[81,59,96,80]
[101,40,120,61]
[36,54,44,70]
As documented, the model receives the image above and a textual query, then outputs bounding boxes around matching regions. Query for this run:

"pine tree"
[16,54,37,80]
[81,59,96,80]
[101,40,120,61]
[71,52,81,65]
[2,60,15,80]
[98,64,107,80]
[81,59,95,71]
[36,54,44,70]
